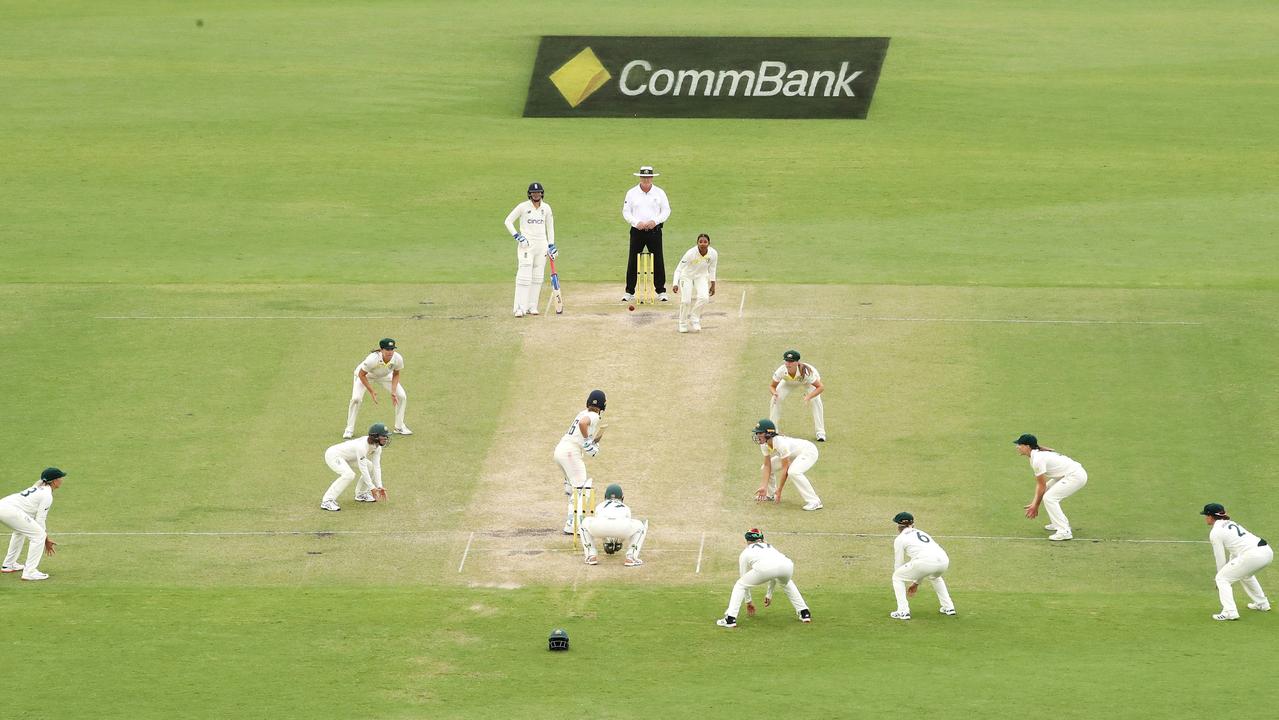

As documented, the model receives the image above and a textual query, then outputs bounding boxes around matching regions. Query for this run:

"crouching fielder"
[1015,433,1087,541]
[554,390,606,534]
[1201,503,1272,621]
[343,338,409,439]
[717,528,812,628]
[753,419,823,511]
[0,467,65,582]
[581,484,647,567]
[672,233,716,333]
[320,423,390,511]
[890,512,956,620]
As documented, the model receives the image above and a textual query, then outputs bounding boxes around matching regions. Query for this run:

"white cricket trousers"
[766,453,822,506]
[322,448,373,503]
[1216,544,1273,615]
[580,516,646,559]
[1043,470,1087,533]
[554,439,591,530]
[892,557,954,613]
[725,558,809,619]
[345,375,407,434]
[677,276,709,327]
[769,385,826,438]
[0,504,46,573]
[514,242,548,313]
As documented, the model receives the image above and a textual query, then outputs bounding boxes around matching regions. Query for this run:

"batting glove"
[547,243,558,259]
[582,440,599,457]
[513,232,529,248]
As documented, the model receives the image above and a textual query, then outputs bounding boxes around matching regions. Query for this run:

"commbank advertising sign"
[524,36,889,119]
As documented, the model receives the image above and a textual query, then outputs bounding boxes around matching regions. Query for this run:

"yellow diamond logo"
[549,47,611,108]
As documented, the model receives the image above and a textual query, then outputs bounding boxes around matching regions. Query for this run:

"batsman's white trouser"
[725,559,809,619]
[1043,470,1087,533]
[514,242,548,312]
[0,504,46,573]
[345,375,407,433]
[769,384,825,438]
[765,452,821,506]
[322,449,373,503]
[580,517,646,559]
[1216,544,1273,615]
[677,276,709,327]
[555,439,592,530]
[892,557,954,613]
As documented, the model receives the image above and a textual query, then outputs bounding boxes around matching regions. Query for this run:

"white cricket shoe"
[1,563,24,573]
[527,307,539,316]
[1213,612,1240,621]
[890,610,911,620]
[354,493,376,503]
[320,500,341,512]
[21,570,49,581]
[803,502,824,511]
[1048,531,1073,541]
[621,293,634,302]
[940,607,957,616]
[816,434,826,442]
[1044,524,1057,531]
[562,525,575,535]
[1247,602,1271,612]
[716,617,737,628]
[394,426,413,435]
[678,324,689,333]
[691,321,701,332]
[584,556,599,565]
[658,293,669,302]
[342,429,354,439]
[624,556,644,567]
[513,307,525,318]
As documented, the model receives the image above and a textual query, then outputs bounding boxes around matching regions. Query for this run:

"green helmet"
[604,484,624,500]
[752,419,778,437]
[548,628,569,651]
[368,423,391,438]
[893,511,915,525]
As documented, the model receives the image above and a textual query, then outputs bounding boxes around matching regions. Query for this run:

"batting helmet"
[603,538,624,555]
[752,419,778,439]
[548,628,569,651]
[587,389,607,412]
[528,182,545,198]
[368,423,391,438]
[378,338,397,351]
[745,528,765,542]
[604,483,624,500]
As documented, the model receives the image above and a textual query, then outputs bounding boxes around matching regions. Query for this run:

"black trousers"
[625,225,666,294]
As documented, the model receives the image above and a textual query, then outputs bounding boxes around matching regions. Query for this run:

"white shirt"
[1210,519,1267,570]
[672,246,718,284]
[326,438,384,488]
[894,527,949,568]
[1029,449,1084,480]
[0,484,53,527]
[738,541,791,574]
[354,351,405,381]
[562,409,601,444]
[622,184,671,228]
[594,498,633,522]
[761,435,818,461]
[772,363,821,388]
[504,200,555,245]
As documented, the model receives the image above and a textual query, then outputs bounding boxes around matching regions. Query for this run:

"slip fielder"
[554,390,606,535]
[1201,503,1272,621]
[769,349,826,442]
[889,512,956,620]
[580,483,647,567]
[717,528,812,628]
[753,419,823,511]
[320,423,390,511]
[1015,434,1087,541]
[504,182,556,317]
[671,233,717,333]
[343,338,410,439]
[0,467,65,582]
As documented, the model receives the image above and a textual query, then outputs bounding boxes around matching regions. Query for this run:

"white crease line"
[96,316,407,320]
[773,316,1203,326]
[696,531,706,574]
[738,290,746,318]
[457,531,475,573]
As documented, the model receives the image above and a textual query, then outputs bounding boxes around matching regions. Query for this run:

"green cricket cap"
[1014,433,1038,447]
[1201,503,1227,517]
[783,349,801,362]
[379,338,396,350]
[40,467,66,482]
[893,511,914,525]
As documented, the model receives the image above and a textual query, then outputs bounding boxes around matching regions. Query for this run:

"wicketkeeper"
[580,484,647,567]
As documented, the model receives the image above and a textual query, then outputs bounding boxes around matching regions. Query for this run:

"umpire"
[621,165,671,302]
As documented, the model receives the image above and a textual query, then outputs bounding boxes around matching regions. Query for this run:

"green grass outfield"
[2,1,1278,718]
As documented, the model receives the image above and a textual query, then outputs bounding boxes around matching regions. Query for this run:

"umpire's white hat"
[633,165,660,177]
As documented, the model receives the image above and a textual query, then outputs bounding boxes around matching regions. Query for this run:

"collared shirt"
[0,484,53,527]
[326,437,384,488]
[1210,519,1267,570]
[738,541,790,574]
[563,409,601,443]
[894,527,949,567]
[504,200,555,244]
[672,246,718,284]
[772,363,820,388]
[355,351,404,380]
[622,184,671,228]
[1028,449,1083,480]
[761,435,818,460]
[594,499,633,522]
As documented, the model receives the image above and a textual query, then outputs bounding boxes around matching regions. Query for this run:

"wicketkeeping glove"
[547,243,558,259]
[513,232,529,248]
[582,440,599,457]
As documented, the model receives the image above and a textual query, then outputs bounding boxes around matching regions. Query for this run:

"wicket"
[637,251,656,304]
[570,484,596,548]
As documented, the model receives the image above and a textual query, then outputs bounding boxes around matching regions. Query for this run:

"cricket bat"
[548,255,564,314]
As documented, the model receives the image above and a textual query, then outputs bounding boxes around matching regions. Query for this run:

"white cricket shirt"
[0,484,53,526]
[594,499,633,522]
[622,184,671,228]
[894,527,949,567]
[761,435,818,460]
[326,437,384,487]
[354,351,404,381]
[504,200,555,244]
[1210,519,1268,569]
[738,541,790,573]
[772,363,821,388]
[1028,449,1084,480]
[672,246,718,284]
[563,409,601,443]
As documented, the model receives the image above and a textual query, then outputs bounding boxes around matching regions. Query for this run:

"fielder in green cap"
[716,528,812,629]
[753,419,824,511]
[768,349,827,442]
[1200,502,1272,620]
[1014,435,1088,541]
[888,512,956,620]
[577,482,648,568]
[0,467,67,580]
[343,338,411,439]
[320,424,391,511]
